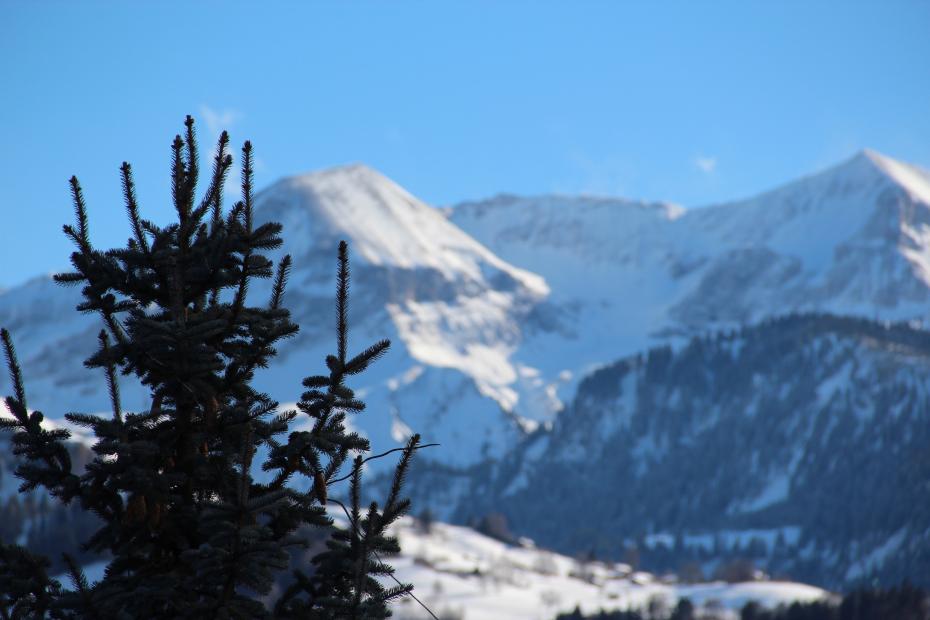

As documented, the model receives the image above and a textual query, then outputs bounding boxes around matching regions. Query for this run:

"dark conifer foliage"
[0,117,420,618]
[555,586,930,620]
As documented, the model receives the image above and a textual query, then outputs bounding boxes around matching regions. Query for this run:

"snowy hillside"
[390,519,831,620]
[246,164,551,467]
[0,165,549,469]
[450,150,930,412]
[452,150,930,326]
[59,517,832,620]
[441,314,930,590]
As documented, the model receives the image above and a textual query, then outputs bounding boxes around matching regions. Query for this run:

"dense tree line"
[556,585,930,620]
[449,312,930,589]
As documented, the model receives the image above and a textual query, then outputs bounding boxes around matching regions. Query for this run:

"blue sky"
[2,1,929,288]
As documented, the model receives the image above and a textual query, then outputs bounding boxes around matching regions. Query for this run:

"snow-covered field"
[386,518,831,620]
[54,517,831,620]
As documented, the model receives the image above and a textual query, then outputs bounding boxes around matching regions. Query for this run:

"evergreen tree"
[0,117,421,618]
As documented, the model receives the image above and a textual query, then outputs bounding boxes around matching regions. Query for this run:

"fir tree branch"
[336,240,350,363]
[202,131,232,229]
[183,114,199,206]
[120,161,150,255]
[270,255,292,310]
[98,331,122,423]
[241,141,254,235]
[65,176,92,256]
[229,141,256,328]
[171,133,187,223]
[62,553,101,620]
[1,328,27,412]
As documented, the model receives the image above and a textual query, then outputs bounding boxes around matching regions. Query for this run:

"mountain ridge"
[1,151,929,589]
[2,150,929,469]
[431,313,930,589]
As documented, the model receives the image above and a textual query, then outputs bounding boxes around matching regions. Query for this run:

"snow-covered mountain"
[0,165,549,469]
[2,150,930,591]
[1,151,929,475]
[244,164,551,467]
[435,314,930,589]
[449,150,930,414]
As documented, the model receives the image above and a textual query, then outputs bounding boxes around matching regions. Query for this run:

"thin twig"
[326,499,440,620]
[327,497,355,530]
[327,443,439,486]
[373,551,440,620]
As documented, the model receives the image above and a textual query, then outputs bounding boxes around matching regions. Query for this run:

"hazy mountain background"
[2,149,929,591]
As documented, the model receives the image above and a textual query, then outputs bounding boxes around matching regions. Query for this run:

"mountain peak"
[855,147,890,165]
[254,162,548,296]
[283,162,402,198]
[838,149,930,204]
[294,161,388,183]
[841,147,906,180]
[255,162,433,268]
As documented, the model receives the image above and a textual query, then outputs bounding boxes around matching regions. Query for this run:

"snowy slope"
[450,150,930,415]
[56,517,832,620]
[386,518,830,619]
[0,165,550,469]
[242,165,549,467]
[455,314,930,590]
[452,150,930,323]
[673,150,930,325]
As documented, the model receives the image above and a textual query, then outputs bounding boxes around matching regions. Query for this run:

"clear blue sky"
[2,1,929,288]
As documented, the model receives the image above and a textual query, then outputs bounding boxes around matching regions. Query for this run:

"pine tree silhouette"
[0,116,421,619]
